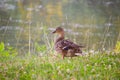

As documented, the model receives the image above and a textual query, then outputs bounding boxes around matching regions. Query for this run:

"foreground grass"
[0,53,120,80]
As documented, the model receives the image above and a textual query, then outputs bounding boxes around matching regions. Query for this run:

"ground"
[0,52,120,80]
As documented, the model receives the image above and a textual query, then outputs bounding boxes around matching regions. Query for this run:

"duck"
[52,27,84,59]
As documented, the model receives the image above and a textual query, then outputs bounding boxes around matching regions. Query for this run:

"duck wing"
[62,39,84,49]
[61,39,83,54]
[55,39,84,54]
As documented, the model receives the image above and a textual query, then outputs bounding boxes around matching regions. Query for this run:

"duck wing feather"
[55,39,82,50]
[62,39,84,48]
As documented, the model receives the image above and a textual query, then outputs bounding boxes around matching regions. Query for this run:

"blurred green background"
[0,0,120,54]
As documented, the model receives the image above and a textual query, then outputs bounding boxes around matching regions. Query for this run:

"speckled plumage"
[53,27,84,59]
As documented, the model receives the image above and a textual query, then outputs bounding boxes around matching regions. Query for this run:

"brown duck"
[52,27,84,59]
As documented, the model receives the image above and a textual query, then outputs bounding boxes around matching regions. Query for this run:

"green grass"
[0,53,120,80]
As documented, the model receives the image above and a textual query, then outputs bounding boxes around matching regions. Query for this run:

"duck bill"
[52,30,56,33]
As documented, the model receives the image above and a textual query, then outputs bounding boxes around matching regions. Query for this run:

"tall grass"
[0,52,120,80]
[0,1,120,79]
[0,42,120,80]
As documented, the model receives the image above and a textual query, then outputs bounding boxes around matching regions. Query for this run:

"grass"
[0,52,120,80]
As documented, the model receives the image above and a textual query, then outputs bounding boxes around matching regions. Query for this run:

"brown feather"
[53,27,84,59]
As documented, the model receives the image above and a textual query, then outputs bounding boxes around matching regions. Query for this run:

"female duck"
[52,27,84,59]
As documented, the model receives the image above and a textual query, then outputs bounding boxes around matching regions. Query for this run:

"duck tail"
[75,53,83,56]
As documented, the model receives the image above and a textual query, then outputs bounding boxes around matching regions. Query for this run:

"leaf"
[4,51,10,57]
[0,42,5,52]
[114,41,120,53]
[35,42,46,52]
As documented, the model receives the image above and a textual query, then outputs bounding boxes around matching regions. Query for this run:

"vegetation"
[0,0,120,53]
[114,41,120,53]
[0,0,120,79]
[0,42,120,80]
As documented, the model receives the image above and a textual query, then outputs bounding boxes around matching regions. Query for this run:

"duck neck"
[55,33,64,43]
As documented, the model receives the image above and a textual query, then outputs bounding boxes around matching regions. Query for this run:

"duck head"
[52,27,65,42]
[52,27,64,36]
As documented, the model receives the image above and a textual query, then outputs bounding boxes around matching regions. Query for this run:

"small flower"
[66,69,70,73]
[57,66,61,70]
[94,63,97,66]
[91,69,95,73]
[24,71,26,74]
[108,65,111,70]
